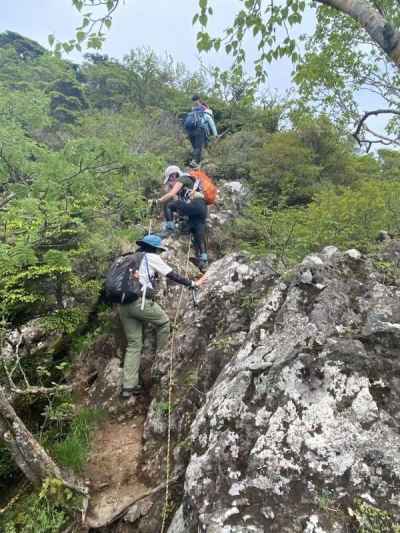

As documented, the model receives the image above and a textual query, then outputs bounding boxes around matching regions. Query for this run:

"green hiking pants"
[118,299,170,389]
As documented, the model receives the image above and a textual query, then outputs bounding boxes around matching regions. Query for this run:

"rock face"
[73,236,400,532]
[163,243,400,532]
[140,252,277,488]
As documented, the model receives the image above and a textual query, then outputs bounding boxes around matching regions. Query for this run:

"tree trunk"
[318,0,400,67]
[0,386,87,495]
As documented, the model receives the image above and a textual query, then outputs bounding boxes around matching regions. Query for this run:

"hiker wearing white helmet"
[161,165,182,235]
[164,165,182,188]
[157,164,209,272]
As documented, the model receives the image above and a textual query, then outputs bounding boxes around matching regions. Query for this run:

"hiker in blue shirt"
[184,95,218,163]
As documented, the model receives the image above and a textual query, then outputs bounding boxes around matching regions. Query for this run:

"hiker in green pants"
[118,234,205,399]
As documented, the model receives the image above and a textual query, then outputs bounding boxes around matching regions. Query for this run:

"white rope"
[160,237,192,533]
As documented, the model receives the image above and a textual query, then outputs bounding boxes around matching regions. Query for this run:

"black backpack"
[104,252,144,304]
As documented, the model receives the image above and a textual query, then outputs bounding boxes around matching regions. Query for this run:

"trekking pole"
[213,129,230,145]
[147,199,156,235]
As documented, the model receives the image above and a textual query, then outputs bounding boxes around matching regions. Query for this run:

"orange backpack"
[189,169,218,205]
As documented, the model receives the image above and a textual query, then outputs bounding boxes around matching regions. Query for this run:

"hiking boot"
[120,385,143,399]
[189,256,200,267]
[188,160,200,169]
[190,254,208,272]
[198,260,208,273]
[198,253,208,272]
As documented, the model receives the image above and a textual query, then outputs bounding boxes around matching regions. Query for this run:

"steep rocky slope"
[73,222,400,531]
[172,243,400,532]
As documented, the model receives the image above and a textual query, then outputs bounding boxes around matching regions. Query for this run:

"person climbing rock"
[117,234,205,399]
[157,165,209,272]
[184,95,218,163]
[160,165,182,237]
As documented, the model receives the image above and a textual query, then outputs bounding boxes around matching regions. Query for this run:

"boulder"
[163,246,400,532]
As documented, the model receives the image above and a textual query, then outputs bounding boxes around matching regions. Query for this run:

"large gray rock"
[165,247,400,532]
[139,252,277,488]
[2,319,63,361]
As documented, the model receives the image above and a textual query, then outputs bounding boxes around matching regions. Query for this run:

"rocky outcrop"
[2,319,64,362]
[207,180,250,259]
[74,236,400,532]
[164,242,400,532]
[140,253,277,488]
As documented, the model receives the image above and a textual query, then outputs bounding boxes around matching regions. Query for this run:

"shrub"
[51,407,106,473]
[235,179,400,264]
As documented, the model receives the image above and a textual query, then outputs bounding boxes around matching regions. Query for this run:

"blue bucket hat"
[136,234,167,252]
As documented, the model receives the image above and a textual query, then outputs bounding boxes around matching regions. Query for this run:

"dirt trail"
[84,413,150,529]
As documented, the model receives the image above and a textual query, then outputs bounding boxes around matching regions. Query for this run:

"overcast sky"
[1,0,389,141]
[2,0,295,93]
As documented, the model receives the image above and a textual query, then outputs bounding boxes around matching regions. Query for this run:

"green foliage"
[2,29,400,529]
[373,258,400,286]
[155,401,174,415]
[236,180,400,263]
[212,114,377,206]
[210,128,265,179]
[0,443,19,489]
[3,496,66,533]
[250,130,321,206]
[40,308,87,335]
[53,1,121,54]
[50,407,105,472]
[292,5,400,148]
[194,0,305,80]
[379,149,400,180]
[350,498,400,532]
[0,477,83,533]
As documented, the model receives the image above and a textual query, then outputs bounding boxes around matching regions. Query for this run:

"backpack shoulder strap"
[143,253,152,281]
[125,251,144,271]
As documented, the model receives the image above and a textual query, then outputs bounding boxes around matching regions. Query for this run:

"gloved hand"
[190,281,199,307]
[191,274,207,288]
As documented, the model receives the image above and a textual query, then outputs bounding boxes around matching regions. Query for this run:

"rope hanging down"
[160,236,192,533]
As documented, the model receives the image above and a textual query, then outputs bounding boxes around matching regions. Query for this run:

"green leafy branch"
[49,0,122,54]
[195,0,305,81]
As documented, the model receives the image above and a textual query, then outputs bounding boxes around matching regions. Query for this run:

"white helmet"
[164,165,182,184]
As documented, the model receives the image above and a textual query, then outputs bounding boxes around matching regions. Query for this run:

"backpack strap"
[121,252,144,300]
[143,253,153,286]
[179,174,197,202]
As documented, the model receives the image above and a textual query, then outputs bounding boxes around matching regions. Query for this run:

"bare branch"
[10,384,73,396]
[362,124,400,152]
[353,109,400,148]
[0,193,15,210]
[0,385,88,496]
